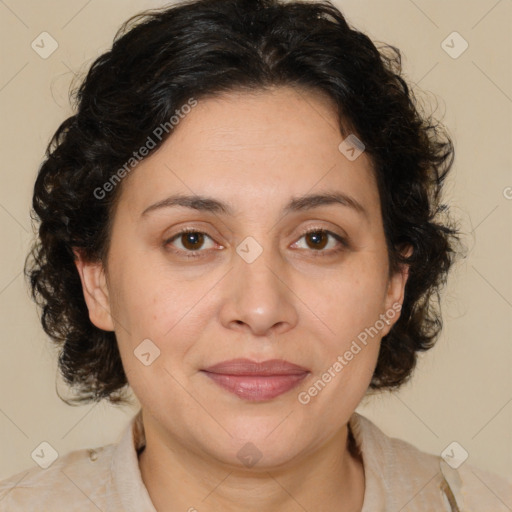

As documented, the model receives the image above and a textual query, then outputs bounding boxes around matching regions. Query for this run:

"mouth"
[200,358,310,402]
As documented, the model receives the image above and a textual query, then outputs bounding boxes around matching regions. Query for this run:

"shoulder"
[350,412,512,511]
[0,443,117,512]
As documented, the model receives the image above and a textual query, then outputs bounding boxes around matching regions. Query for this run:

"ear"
[381,244,413,336]
[73,249,115,332]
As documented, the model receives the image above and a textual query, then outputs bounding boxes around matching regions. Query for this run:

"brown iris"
[304,230,329,250]
[180,231,205,251]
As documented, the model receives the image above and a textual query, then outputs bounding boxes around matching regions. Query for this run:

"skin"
[75,85,410,512]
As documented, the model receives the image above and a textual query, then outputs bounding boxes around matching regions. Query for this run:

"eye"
[164,227,348,259]
[292,228,348,256]
[164,228,218,258]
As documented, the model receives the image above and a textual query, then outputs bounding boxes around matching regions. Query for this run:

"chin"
[211,438,305,473]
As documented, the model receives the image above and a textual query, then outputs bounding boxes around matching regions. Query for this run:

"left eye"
[292,229,346,253]
[164,228,347,257]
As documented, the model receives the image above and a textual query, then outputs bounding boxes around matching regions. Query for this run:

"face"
[77,86,409,469]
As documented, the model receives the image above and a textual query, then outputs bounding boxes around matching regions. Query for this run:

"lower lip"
[201,372,308,401]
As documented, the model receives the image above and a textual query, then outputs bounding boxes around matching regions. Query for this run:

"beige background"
[0,0,511,483]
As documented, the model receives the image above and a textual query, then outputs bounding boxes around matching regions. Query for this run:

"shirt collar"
[348,412,389,511]
[111,409,156,512]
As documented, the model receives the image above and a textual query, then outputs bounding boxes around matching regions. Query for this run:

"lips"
[201,358,310,401]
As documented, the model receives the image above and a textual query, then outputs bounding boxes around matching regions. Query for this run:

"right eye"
[164,228,220,258]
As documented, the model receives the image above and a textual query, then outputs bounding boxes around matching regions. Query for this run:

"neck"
[138,413,365,512]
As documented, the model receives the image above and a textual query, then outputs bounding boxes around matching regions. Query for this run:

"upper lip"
[201,358,309,376]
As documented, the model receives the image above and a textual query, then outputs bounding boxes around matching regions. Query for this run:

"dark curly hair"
[26,0,464,405]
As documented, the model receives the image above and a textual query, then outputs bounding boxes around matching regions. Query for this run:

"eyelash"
[164,226,348,259]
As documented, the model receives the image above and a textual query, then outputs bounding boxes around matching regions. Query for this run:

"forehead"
[116,86,380,221]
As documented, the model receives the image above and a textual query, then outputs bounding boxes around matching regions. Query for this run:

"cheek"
[298,269,385,412]
[106,252,187,335]
[107,258,218,380]
[306,259,389,341]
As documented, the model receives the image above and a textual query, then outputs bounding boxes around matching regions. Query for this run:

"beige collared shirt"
[1,410,510,511]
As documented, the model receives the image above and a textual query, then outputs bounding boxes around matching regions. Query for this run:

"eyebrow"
[141,191,368,219]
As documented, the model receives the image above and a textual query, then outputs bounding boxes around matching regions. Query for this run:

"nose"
[218,243,299,338]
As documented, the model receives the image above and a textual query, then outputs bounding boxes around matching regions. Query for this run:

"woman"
[1,0,510,510]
